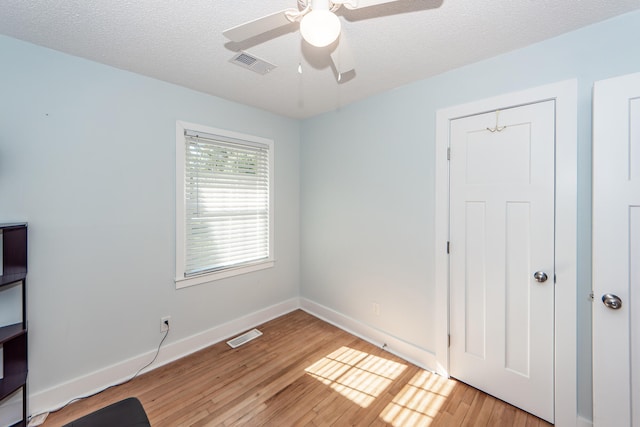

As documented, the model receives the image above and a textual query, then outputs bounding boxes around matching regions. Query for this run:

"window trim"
[175,120,274,289]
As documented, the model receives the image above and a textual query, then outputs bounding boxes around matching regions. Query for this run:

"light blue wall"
[300,10,640,420]
[0,35,300,396]
[2,8,640,421]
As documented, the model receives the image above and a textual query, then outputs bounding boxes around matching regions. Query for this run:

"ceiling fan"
[223,0,412,80]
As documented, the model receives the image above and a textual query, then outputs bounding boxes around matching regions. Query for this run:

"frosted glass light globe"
[300,10,341,48]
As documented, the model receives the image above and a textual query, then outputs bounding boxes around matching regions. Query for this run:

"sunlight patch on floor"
[305,346,407,408]
[380,370,455,426]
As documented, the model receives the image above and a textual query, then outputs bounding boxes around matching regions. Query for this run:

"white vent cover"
[229,52,276,75]
[227,328,263,348]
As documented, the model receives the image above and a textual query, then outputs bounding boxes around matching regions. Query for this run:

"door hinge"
[448,334,451,347]
[447,147,451,160]
[589,291,594,302]
[446,241,450,254]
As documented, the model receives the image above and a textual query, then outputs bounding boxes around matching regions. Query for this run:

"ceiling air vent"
[230,52,276,75]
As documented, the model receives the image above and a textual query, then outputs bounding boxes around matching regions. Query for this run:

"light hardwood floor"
[41,310,552,426]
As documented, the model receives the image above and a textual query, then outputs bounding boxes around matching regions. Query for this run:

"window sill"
[175,260,275,289]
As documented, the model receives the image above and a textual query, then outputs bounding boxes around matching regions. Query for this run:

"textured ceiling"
[1,0,639,119]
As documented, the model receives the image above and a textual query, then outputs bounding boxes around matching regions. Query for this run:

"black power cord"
[28,324,170,423]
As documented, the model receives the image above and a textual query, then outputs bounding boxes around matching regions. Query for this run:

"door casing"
[434,80,578,426]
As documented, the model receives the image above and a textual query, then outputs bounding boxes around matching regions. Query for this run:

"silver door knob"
[533,271,548,283]
[602,293,622,310]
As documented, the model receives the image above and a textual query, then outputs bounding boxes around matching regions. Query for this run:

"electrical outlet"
[372,302,380,316]
[160,316,171,332]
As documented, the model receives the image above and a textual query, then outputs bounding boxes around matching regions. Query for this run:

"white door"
[449,100,556,423]
[593,72,640,427]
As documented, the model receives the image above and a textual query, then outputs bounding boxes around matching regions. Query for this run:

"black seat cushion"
[62,397,150,427]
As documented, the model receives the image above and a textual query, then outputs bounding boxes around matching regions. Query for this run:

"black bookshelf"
[0,223,28,427]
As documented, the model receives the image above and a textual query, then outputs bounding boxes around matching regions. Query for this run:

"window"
[175,121,274,288]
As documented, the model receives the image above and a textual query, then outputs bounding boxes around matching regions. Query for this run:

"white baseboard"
[33,297,551,422]
[29,298,300,417]
[299,298,437,373]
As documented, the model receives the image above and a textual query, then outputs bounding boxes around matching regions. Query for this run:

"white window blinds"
[183,130,270,277]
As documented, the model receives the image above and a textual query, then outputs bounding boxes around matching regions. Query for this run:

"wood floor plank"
[41,310,553,427]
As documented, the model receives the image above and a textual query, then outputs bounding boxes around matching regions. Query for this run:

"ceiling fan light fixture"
[300,10,341,47]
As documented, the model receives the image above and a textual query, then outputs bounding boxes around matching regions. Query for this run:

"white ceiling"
[1,0,639,119]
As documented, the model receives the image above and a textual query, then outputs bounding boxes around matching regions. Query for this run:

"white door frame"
[434,80,578,426]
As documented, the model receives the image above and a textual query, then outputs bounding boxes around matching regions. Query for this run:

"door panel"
[505,201,531,377]
[632,207,640,422]
[465,123,532,185]
[593,72,640,427]
[449,100,555,423]
[628,207,640,426]
[464,201,487,359]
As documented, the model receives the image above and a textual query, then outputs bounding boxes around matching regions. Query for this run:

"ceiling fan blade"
[333,0,404,10]
[330,33,356,80]
[223,9,299,42]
